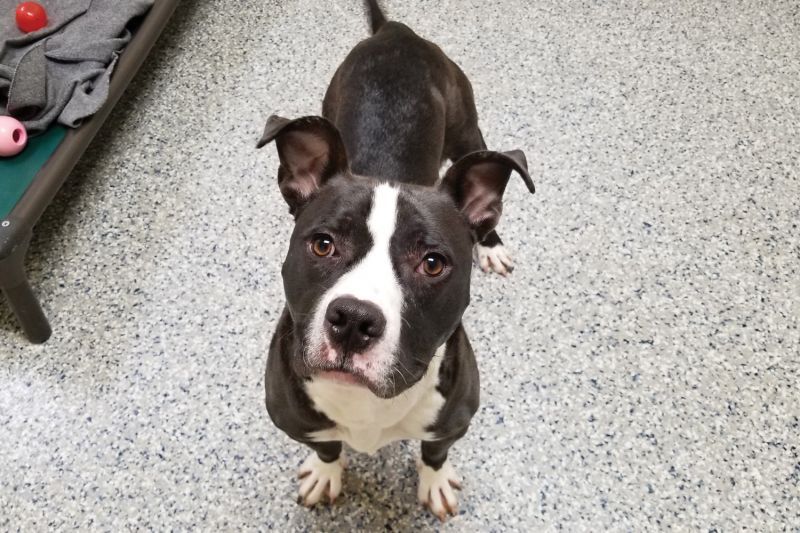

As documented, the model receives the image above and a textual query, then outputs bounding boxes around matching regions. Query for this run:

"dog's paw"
[473,242,514,276]
[417,458,462,521]
[297,452,346,506]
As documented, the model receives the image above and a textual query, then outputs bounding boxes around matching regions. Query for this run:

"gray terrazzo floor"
[1,0,799,530]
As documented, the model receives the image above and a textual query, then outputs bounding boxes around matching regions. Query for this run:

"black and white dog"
[257,0,534,520]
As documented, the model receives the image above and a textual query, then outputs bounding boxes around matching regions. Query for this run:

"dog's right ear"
[256,115,349,214]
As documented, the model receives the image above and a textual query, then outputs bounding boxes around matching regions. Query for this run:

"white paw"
[473,242,514,276]
[417,458,462,521]
[297,452,346,506]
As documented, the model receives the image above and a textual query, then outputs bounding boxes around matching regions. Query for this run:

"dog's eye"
[311,234,335,257]
[419,253,447,277]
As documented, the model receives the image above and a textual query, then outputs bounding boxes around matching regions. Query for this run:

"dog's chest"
[305,352,446,455]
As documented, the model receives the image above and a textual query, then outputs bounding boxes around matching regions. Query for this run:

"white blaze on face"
[306,183,403,385]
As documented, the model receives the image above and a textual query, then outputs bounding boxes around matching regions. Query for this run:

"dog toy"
[0,116,28,157]
[16,2,48,33]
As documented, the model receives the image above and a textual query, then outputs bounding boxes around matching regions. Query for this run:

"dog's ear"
[257,114,349,214]
[441,150,535,240]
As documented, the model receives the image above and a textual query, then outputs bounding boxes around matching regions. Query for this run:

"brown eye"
[420,253,446,277]
[311,234,335,257]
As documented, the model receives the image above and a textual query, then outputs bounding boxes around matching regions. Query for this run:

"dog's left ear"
[256,114,349,214]
[440,150,535,240]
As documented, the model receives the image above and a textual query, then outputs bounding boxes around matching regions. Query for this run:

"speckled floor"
[1,0,798,530]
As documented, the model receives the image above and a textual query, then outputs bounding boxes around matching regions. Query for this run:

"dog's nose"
[325,296,386,354]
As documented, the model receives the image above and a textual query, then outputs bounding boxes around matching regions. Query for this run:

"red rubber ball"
[16,2,48,33]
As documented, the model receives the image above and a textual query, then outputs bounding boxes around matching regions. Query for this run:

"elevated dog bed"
[0,0,179,342]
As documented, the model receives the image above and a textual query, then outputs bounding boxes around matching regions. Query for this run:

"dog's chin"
[314,369,369,388]
[311,368,396,397]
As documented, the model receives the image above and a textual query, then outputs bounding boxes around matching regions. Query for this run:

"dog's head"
[257,115,534,398]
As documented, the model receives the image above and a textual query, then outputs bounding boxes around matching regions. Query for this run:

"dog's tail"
[364,0,387,34]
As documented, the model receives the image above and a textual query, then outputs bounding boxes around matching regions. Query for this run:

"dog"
[257,0,534,520]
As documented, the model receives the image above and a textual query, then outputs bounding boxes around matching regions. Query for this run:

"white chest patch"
[306,348,446,455]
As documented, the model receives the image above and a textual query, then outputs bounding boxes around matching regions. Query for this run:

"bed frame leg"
[0,233,51,344]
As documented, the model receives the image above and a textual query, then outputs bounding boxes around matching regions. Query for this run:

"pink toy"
[0,116,28,157]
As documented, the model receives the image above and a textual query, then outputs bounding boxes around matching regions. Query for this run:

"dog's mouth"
[309,363,378,392]
[303,345,371,387]
[308,363,404,399]
[301,339,408,398]
[303,347,393,395]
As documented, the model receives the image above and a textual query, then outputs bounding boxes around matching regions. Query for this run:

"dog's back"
[322,1,485,187]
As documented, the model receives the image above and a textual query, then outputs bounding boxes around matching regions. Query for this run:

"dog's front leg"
[417,439,463,521]
[297,440,345,506]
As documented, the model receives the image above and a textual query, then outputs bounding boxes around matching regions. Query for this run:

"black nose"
[325,296,386,355]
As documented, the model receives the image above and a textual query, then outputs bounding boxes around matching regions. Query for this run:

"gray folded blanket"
[0,0,153,134]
